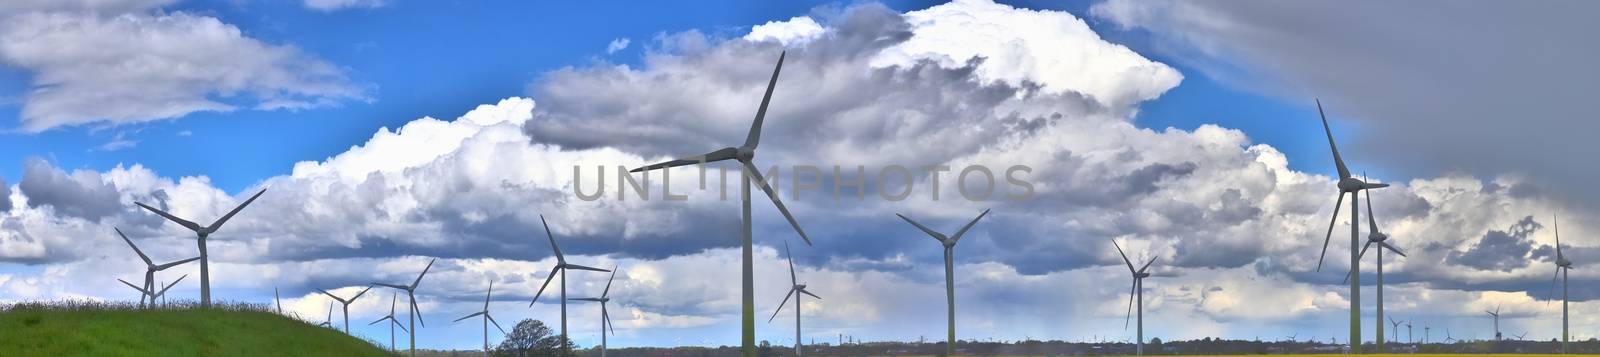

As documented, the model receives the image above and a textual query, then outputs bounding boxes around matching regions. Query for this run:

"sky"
[1,0,1598,350]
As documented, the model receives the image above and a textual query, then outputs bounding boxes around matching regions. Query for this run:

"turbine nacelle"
[1135,272,1150,279]
[1338,177,1388,192]
[1368,231,1389,243]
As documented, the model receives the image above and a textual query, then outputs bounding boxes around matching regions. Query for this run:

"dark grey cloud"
[0,176,12,212]
[18,157,122,220]
[1446,216,1540,272]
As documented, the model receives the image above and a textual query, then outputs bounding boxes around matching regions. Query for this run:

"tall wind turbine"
[455,279,507,356]
[1341,189,1407,351]
[1486,304,1502,341]
[1112,240,1157,355]
[575,268,620,357]
[318,286,373,334]
[1312,99,1388,353]
[115,227,200,308]
[896,209,989,357]
[134,188,266,307]
[529,215,610,351]
[373,258,434,356]
[628,51,811,357]
[369,292,410,353]
[768,241,821,357]
[1550,214,1574,353]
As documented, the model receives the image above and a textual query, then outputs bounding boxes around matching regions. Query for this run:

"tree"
[495,319,577,357]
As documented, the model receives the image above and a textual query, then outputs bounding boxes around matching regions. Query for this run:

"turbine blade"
[454,311,485,323]
[157,274,187,295]
[540,215,564,261]
[395,320,410,333]
[531,266,560,307]
[1555,214,1563,259]
[1111,240,1136,273]
[1124,279,1136,329]
[786,240,797,286]
[950,209,991,244]
[153,256,201,271]
[602,267,618,297]
[114,227,153,265]
[896,213,945,243]
[1549,266,1561,304]
[484,280,493,310]
[1317,192,1346,271]
[744,51,785,149]
[411,298,426,327]
[769,289,796,323]
[208,188,267,231]
[488,314,507,335]
[317,289,346,304]
[800,289,821,300]
[351,286,373,301]
[1358,240,1374,261]
[370,316,392,325]
[372,283,408,290]
[1316,99,1351,180]
[630,146,742,171]
[119,278,151,295]
[572,298,604,302]
[603,305,616,335]
[1366,189,1379,231]
[1379,241,1406,257]
[134,202,202,231]
[743,161,812,246]
[1139,256,1158,273]
[411,258,435,288]
[565,263,611,272]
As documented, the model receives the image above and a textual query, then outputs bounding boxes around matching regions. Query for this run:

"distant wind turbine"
[575,268,621,357]
[117,275,186,308]
[1486,304,1502,341]
[896,209,990,357]
[628,51,810,357]
[1444,328,1456,343]
[529,215,610,351]
[318,286,373,334]
[768,242,821,357]
[1312,100,1388,353]
[134,188,266,307]
[115,227,200,308]
[1389,317,1403,344]
[373,258,434,356]
[1112,240,1157,355]
[369,292,411,353]
[319,302,334,328]
[454,279,507,356]
[1406,321,1414,344]
[1550,214,1574,353]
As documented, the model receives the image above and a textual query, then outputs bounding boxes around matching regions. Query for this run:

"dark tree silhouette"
[495,319,576,357]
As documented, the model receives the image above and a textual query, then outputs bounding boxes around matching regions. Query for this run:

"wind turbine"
[318,286,373,334]
[115,227,200,308]
[455,279,507,356]
[1286,333,1297,342]
[1486,304,1502,341]
[627,51,810,357]
[528,215,610,351]
[1406,321,1414,344]
[1389,317,1403,344]
[1312,99,1389,353]
[896,209,990,357]
[1514,331,1528,340]
[319,302,334,328]
[1444,328,1456,343]
[134,188,266,307]
[1112,240,1157,355]
[118,277,182,307]
[1550,214,1574,353]
[373,258,434,356]
[151,275,186,307]
[1342,188,1407,352]
[575,268,620,357]
[1424,325,1430,343]
[768,241,821,357]
[370,292,410,353]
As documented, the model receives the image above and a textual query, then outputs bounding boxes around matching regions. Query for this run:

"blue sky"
[2,0,1596,352]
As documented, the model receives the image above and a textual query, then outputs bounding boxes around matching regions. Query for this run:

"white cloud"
[607,38,631,54]
[303,0,386,12]
[743,16,825,46]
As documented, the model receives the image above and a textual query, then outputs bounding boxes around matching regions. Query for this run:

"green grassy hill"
[0,301,390,356]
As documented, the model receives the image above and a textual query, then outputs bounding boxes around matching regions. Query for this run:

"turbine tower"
[768,241,821,357]
[134,188,266,307]
[896,209,990,357]
[318,286,373,334]
[628,51,810,357]
[373,258,434,356]
[1550,214,1574,353]
[1341,189,1407,351]
[369,292,411,353]
[575,268,620,357]
[454,279,507,357]
[1312,100,1388,353]
[115,228,200,308]
[529,215,610,351]
[1112,240,1157,355]
[1486,304,1502,341]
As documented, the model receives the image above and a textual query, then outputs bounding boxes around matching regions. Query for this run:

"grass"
[0,299,391,356]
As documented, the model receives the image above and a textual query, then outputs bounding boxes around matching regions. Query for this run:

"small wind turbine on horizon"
[318,302,334,328]
[115,227,199,308]
[1112,239,1157,355]
[768,241,821,357]
[373,258,434,357]
[318,286,373,334]
[1312,99,1389,354]
[628,51,810,357]
[1549,213,1575,353]
[454,279,507,357]
[134,188,266,307]
[575,268,621,357]
[1388,317,1403,344]
[896,209,990,357]
[529,215,610,352]
[370,292,411,353]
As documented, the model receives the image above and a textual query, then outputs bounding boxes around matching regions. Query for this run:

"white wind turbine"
[369,292,411,353]
[768,241,821,357]
[529,215,610,351]
[373,258,435,357]
[318,302,334,328]
[455,279,507,356]
[134,188,266,307]
[318,286,373,334]
[1112,240,1157,355]
[1549,214,1575,353]
[628,51,811,357]
[1312,100,1389,353]
[575,268,620,357]
[115,227,200,308]
[117,274,186,308]
[896,209,990,357]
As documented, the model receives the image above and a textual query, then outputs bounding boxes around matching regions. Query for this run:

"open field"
[0,300,389,356]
